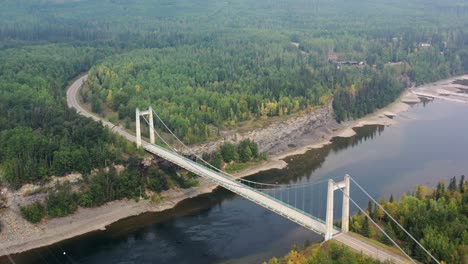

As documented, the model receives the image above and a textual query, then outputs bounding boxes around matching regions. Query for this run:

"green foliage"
[238,139,258,163]
[85,38,334,143]
[332,69,406,122]
[0,45,132,188]
[79,163,145,207]
[266,240,388,264]
[221,140,261,164]
[21,159,185,222]
[173,176,199,189]
[220,143,239,163]
[350,176,468,264]
[210,152,223,170]
[80,8,468,127]
[205,139,262,172]
[20,202,46,223]
[226,163,250,173]
[147,167,169,193]
[46,182,79,217]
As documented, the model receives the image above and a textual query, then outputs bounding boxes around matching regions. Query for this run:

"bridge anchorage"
[132,107,440,264]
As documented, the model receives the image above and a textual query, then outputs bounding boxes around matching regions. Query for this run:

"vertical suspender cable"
[333,182,416,264]
[348,176,440,264]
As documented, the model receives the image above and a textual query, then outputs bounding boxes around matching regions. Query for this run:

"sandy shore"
[411,74,468,104]
[2,74,467,257]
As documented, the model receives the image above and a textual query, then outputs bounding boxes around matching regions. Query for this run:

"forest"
[350,176,467,264]
[79,1,468,142]
[0,1,467,202]
[19,155,198,223]
[0,45,140,188]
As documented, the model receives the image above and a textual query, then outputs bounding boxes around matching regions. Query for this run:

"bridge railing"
[144,142,339,234]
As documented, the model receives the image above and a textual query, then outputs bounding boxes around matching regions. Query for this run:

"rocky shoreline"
[1,74,467,258]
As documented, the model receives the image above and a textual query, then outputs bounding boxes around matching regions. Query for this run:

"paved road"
[67,75,408,264]
[334,233,407,263]
[67,75,138,142]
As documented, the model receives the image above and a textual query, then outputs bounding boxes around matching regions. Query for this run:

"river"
[9,99,468,264]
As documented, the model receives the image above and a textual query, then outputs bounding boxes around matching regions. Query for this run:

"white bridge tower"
[135,107,155,148]
[325,174,350,240]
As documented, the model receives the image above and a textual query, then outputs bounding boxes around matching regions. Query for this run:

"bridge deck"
[143,143,340,236]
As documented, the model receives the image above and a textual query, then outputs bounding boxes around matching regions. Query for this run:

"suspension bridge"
[67,75,442,264]
[136,107,345,239]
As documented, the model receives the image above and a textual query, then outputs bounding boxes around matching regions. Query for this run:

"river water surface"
[9,99,468,264]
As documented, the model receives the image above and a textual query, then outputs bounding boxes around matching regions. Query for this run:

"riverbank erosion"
[3,74,467,257]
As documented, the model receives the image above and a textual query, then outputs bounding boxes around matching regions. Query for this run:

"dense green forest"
[0,45,140,188]
[0,0,468,188]
[79,0,468,142]
[350,176,467,264]
[83,38,333,144]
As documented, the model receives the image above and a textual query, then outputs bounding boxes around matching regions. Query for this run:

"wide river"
[10,99,468,264]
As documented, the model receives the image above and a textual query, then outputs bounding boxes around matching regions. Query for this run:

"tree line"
[350,176,467,263]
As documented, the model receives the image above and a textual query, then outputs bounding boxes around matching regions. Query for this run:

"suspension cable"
[141,115,246,191]
[348,176,441,264]
[150,108,337,189]
[239,177,332,189]
[333,182,416,264]
[141,115,286,192]
[143,111,346,236]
